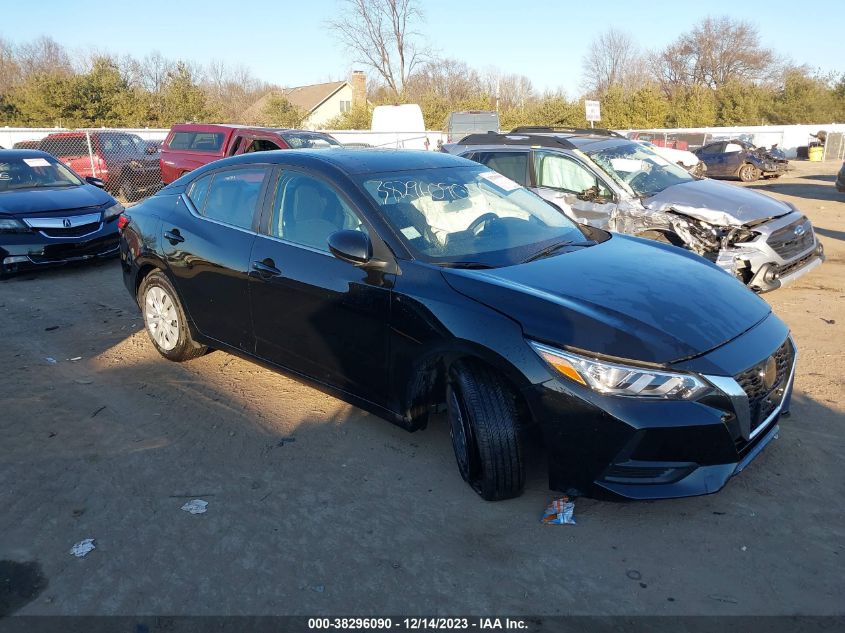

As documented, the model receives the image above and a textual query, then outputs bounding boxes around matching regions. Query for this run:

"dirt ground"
[1,160,843,617]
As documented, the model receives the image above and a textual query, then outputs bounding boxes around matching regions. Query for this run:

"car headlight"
[103,203,124,221]
[0,218,30,233]
[529,341,710,400]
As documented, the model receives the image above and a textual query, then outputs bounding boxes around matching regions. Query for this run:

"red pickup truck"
[159,124,341,184]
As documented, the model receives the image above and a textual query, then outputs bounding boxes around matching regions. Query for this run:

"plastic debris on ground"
[70,538,96,557]
[542,495,576,525]
[181,499,208,514]
[45,357,57,365]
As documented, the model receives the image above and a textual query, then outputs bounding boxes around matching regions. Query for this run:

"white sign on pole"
[585,100,601,122]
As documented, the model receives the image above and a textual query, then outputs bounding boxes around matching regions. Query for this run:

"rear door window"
[198,167,270,231]
[467,151,529,186]
[167,132,225,152]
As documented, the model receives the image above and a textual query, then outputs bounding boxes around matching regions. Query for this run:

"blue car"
[0,150,124,276]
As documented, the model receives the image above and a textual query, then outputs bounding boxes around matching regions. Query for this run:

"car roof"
[184,148,473,176]
[0,149,56,160]
[456,131,631,152]
[168,123,328,135]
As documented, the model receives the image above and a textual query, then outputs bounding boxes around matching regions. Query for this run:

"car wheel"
[138,271,207,362]
[446,361,525,501]
[738,163,760,182]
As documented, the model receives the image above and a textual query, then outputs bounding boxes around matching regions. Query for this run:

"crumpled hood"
[442,235,771,365]
[645,178,793,226]
[0,185,113,216]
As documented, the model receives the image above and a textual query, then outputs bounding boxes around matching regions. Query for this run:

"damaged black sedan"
[0,149,123,276]
[121,150,796,501]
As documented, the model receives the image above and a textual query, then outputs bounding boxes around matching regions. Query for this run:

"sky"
[2,0,843,95]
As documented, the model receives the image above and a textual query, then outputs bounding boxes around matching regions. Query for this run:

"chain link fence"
[8,129,167,204]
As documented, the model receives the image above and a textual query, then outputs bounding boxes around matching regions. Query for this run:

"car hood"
[0,185,114,216]
[442,235,771,365]
[644,178,792,226]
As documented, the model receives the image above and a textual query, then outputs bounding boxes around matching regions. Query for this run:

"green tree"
[261,93,306,128]
[323,104,373,129]
[160,63,213,125]
[666,85,717,127]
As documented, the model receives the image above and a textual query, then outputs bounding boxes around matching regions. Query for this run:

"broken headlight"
[728,227,760,244]
[103,202,125,221]
[529,342,710,400]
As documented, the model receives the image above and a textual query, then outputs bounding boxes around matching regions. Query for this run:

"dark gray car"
[445,131,824,292]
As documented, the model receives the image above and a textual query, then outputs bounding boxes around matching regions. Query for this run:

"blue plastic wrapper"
[542,496,576,525]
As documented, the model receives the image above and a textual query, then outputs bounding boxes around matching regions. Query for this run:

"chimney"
[350,70,366,109]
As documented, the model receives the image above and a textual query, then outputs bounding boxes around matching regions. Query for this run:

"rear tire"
[447,361,525,501]
[138,270,206,362]
[738,163,760,182]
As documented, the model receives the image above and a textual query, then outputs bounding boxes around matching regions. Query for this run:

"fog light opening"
[763,265,780,284]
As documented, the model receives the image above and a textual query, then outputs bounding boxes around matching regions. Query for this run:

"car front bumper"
[1,222,120,275]
[524,314,795,500]
[714,212,825,292]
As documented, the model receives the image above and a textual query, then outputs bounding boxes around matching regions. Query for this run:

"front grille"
[734,338,794,436]
[39,222,101,238]
[768,218,815,259]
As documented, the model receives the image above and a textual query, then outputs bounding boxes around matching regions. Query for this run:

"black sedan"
[120,149,796,501]
[0,150,124,276]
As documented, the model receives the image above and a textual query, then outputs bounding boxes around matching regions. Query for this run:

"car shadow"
[745,179,843,203]
[814,226,845,242]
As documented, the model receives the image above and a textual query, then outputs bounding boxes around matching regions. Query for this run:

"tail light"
[95,154,109,175]
[117,214,130,231]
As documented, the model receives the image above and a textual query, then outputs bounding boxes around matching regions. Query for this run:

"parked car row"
[443,128,823,292]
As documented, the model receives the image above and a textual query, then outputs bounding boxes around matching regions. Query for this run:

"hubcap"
[144,285,179,351]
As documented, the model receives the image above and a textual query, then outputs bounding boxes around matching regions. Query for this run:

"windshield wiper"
[521,240,597,263]
[435,261,495,269]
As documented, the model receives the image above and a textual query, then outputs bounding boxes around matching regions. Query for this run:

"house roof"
[284,80,347,112]
[242,80,348,124]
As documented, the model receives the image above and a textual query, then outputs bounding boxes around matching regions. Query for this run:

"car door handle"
[252,259,281,278]
[164,229,184,244]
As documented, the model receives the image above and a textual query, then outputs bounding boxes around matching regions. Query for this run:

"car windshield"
[0,156,83,192]
[281,133,341,149]
[587,141,695,196]
[358,165,588,267]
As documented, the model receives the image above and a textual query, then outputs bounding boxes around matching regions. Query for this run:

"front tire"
[138,271,207,362]
[447,362,525,501]
[738,163,760,182]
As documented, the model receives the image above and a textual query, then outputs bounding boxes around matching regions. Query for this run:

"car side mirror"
[327,230,372,265]
[85,176,106,189]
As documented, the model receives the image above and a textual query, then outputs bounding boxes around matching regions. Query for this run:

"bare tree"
[581,29,645,95]
[482,68,534,110]
[0,37,21,92]
[406,58,484,103]
[652,16,773,92]
[327,0,426,96]
[16,36,72,77]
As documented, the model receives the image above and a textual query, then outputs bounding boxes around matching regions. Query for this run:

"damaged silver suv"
[445,129,824,292]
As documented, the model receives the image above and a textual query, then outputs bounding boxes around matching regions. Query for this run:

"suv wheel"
[738,163,760,182]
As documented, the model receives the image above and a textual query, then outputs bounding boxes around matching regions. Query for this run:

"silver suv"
[445,129,824,292]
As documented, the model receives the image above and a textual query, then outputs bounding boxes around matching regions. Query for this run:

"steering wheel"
[467,212,500,236]
[628,171,653,190]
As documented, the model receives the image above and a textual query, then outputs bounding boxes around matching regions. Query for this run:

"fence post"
[85,130,97,177]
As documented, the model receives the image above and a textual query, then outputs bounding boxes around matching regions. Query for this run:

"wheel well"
[134,264,159,303]
[405,353,531,432]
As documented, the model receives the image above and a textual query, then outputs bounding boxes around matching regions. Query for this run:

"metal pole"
[85,130,97,176]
